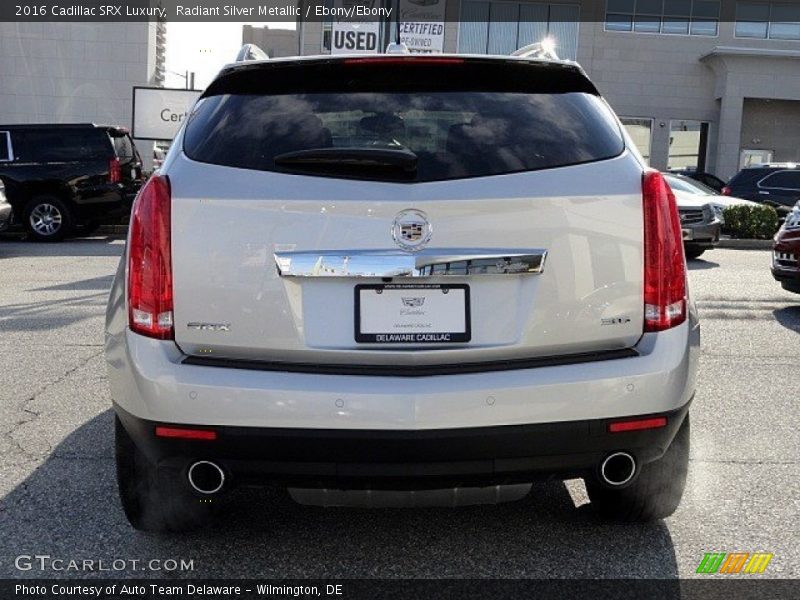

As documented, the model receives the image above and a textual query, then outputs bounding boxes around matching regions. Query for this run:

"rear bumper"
[107,318,698,431]
[115,401,690,489]
[771,237,800,292]
[107,288,698,487]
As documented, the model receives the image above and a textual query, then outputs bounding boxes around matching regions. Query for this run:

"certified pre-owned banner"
[399,0,446,54]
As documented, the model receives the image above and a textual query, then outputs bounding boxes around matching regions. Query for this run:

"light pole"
[165,69,196,90]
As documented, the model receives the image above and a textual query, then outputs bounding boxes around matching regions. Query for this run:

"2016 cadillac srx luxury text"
[105,54,699,532]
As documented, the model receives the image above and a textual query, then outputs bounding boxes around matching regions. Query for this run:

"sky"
[165,22,295,90]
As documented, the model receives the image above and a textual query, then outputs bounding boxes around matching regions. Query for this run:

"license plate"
[355,284,470,343]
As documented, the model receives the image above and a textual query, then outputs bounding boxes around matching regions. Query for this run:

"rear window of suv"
[17,129,111,163]
[760,170,800,190]
[183,59,625,183]
[112,134,136,160]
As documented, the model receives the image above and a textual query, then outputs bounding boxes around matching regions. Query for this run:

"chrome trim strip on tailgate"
[274,249,547,278]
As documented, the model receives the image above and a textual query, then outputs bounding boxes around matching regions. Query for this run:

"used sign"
[330,0,381,54]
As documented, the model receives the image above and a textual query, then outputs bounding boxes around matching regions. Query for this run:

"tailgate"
[167,56,644,366]
[170,154,644,365]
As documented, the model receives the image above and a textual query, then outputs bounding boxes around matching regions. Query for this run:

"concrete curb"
[716,237,773,250]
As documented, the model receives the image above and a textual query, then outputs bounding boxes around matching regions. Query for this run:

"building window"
[669,120,710,171]
[605,0,720,36]
[736,2,800,40]
[621,118,652,164]
[457,2,580,60]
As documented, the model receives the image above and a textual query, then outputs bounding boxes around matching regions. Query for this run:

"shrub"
[722,204,779,239]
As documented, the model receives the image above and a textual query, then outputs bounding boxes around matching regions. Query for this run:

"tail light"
[109,158,122,184]
[642,171,687,332]
[721,186,731,196]
[127,175,173,339]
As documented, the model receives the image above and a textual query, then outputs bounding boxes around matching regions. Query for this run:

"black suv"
[669,168,726,193]
[0,124,144,241]
[723,164,800,214]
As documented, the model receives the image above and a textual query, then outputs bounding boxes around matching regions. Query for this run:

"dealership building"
[298,0,800,180]
[1,4,797,181]
[0,21,166,167]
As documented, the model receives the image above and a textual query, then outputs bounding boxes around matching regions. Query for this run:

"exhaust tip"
[187,460,225,495]
[600,452,636,487]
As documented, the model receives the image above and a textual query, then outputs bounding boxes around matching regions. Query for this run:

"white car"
[106,54,699,531]
[665,172,758,223]
[664,176,723,259]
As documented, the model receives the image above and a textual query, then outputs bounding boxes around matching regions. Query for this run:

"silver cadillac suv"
[106,53,699,531]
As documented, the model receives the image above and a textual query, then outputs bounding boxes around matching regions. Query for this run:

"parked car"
[664,176,721,259]
[722,163,800,215]
[106,53,698,532]
[772,202,800,294]
[669,168,726,193]
[664,172,758,225]
[0,179,11,232]
[0,124,144,241]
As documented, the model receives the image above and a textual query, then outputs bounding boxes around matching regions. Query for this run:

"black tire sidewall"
[23,195,73,242]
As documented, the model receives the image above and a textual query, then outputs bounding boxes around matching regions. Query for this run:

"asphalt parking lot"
[0,237,798,580]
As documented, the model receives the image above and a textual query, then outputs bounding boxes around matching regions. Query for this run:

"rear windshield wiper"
[274,147,418,173]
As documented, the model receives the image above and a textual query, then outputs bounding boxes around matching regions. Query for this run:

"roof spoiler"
[511,38,560,61]
[235,44,269,62]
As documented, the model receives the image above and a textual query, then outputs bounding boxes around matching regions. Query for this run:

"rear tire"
[684,247,705,260]
[115,416,214,532]
[586,414,690,522]
[24,195,73,242]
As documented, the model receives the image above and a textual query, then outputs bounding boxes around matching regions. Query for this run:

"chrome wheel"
[29,203,63,236]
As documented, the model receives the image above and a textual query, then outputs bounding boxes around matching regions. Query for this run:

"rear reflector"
[642,170,687,332]
[343,57,464,66]
[127,175,174,340]
[721,186,731,196]
[155,426,217,441]
[608,417,668,433]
